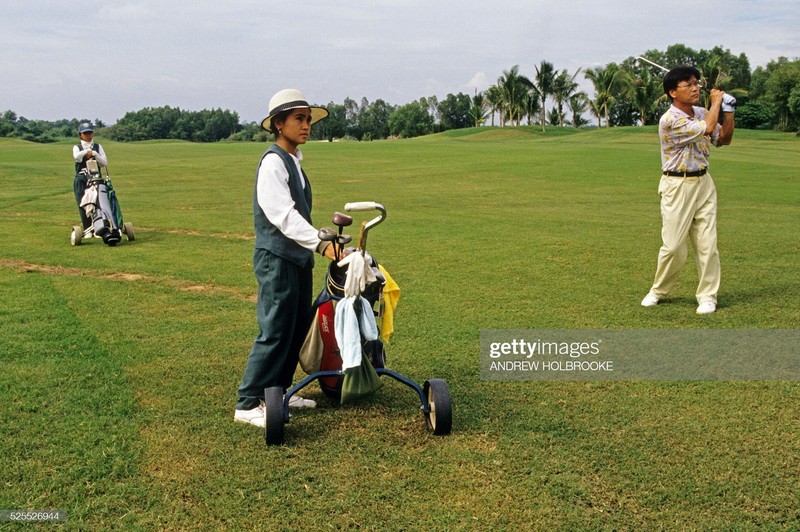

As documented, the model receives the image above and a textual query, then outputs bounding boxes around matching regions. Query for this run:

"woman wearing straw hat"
[235,89,336,428]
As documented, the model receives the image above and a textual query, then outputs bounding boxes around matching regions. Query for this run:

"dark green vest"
[253,145,314,267]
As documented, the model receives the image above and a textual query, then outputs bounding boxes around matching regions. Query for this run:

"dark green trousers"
[236,248,313,410]
[73,174,90,229]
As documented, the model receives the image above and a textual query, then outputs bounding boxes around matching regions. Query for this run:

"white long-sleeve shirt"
[73,140,108,167]
[256,149,322,253]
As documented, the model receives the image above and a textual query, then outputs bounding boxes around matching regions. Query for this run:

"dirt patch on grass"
[182,285,209,292]
[0,259,254,302]
[134,226,253,240]
[105,272,145,282]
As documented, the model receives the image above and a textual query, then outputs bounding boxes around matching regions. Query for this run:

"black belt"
[664,168,707,177]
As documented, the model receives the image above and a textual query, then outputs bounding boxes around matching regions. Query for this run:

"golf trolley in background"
[263,201,452,445]
[71,159,135,246]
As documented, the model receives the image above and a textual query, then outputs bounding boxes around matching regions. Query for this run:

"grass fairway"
[1,128,799,529]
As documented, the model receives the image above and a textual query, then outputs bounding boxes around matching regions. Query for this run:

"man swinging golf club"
[641,65,735,315]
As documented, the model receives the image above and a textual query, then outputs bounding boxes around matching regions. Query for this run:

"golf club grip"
[345,201,379,212]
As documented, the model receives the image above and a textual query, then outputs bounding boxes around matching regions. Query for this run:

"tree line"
[472,44,798,133]
[2,43,799,144]
[0,113,108,143]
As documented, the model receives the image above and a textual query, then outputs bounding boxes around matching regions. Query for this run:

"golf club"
[318,226,336,242]
[344,201,386,255]
[318,226,339,259]
[635,55,669,73]
[332,212,353,260]
[337,234,352,260]
[332,211,353,231]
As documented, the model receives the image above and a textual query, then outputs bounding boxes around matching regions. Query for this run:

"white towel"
[334,296,378,370]
[80,187,98,213]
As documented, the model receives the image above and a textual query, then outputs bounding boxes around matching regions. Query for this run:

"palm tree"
[468,90,488,127]
[584,64,625,127]
[568,92,590,127]
[547,108,560,126]
[533,61,557,132]
[497,65,533,127]
[523,91,541,126]
[552,68,581,127]
[485,86,502,127]
[627,67,662,126]
[588,96,604,128]
[496,66,517,127]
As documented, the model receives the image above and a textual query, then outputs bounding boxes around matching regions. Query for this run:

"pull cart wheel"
[123,222,136,241]
[264,387,285,446]
[71,226,83,246]
[423,379,452,435]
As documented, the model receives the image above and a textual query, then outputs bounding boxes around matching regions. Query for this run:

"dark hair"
[663,65,702,100]
[268,110,293,136]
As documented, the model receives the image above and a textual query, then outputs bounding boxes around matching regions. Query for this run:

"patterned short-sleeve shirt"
[659,104,721,173]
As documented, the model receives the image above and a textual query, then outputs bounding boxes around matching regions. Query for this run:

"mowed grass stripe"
[0,269,150,526]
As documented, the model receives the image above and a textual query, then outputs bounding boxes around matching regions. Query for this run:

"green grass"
[1,128,799,529]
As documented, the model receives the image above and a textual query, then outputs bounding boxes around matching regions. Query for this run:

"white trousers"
[649,173,720,304]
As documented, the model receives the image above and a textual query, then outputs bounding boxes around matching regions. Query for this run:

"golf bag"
[81,176,123,245]
[73,159,133,247]
[299,254,386,401]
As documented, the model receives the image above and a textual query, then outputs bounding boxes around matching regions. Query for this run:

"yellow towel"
[378,264,400,343]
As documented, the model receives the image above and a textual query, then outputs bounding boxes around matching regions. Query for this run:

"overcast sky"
[2,0,799,125]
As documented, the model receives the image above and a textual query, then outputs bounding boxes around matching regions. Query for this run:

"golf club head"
[318,227,337,241]
[332,212,353,227]
[337,234,352,245]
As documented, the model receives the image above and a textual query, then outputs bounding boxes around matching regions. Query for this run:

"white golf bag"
[72,159,134,246]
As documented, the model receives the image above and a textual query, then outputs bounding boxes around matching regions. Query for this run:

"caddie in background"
[641,65,735,315]
[72,121,108,230]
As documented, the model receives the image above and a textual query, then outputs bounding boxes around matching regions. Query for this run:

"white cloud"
[466,72,491,93]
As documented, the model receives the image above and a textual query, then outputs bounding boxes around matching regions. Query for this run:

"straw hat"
[261,89,329,131]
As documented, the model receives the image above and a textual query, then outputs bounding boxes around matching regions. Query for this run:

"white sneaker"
[697,301,716,315]
[641,292,660,307]
[234,404,266,427]
[287,395,316,409]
